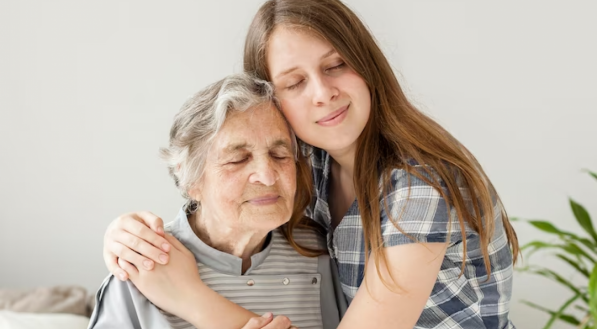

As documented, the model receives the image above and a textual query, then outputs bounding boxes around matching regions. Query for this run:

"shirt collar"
[167,207,274,276]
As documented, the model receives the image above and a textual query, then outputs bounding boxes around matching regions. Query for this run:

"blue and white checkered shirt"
[306,148,515,329]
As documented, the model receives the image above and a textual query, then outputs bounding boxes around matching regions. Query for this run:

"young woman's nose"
[248,156,277,186]
[311,75,338,106]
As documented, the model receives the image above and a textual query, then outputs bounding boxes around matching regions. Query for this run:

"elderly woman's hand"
[103,211,171,281]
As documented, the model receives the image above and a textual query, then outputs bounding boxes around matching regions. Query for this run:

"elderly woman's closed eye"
[88,74,346,329]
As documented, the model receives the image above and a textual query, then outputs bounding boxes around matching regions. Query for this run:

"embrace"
[89,0,519,328]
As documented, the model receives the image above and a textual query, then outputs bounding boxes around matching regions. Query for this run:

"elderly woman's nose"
[248,157,278,186]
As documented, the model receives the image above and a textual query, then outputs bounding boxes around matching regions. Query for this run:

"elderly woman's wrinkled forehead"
[209,104,295,161]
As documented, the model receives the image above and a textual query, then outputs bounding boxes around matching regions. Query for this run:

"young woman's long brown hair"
[244,0,519,283]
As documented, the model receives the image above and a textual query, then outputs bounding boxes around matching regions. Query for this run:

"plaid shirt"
[306,148,515,329]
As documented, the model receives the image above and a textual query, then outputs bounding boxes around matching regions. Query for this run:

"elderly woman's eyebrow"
[217,143,251,161]
[270,139,292,150]
[219,139,291,158]
[224,142,250,153]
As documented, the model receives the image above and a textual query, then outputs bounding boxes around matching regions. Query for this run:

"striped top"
[88,206,346,329]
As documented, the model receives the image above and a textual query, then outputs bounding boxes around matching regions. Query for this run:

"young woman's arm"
[118,234,293,329]
[122,232,444,329]
[102,212,445,329]
[338,243,447,329]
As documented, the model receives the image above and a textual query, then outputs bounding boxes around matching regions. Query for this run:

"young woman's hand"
[118,234,202,318]
[240,313,295,329]
[103,211,170,281]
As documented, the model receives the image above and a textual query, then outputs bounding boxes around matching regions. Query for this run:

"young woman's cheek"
[279,99,301,126]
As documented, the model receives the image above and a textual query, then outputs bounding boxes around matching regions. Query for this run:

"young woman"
[102,0,519,328]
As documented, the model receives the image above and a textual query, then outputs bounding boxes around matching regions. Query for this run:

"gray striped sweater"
[89,207,347,329]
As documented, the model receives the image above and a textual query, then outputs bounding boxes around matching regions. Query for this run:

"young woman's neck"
[326,144,358,228]
[326,144,356,179]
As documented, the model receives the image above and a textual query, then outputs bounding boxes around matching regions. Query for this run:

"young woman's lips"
[248,195,280,206]
[316,104,350,127]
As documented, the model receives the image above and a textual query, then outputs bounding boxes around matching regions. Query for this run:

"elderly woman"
[88,74,346,329]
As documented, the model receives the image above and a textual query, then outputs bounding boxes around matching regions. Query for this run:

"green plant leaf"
[570,198,597,243]
[521,241,558,257]
[544,293,582,328]
[528,220,564,234]
[567,237,597,257]
[589,265,597,328]
[554,254,590,278]
[526,220,597,254]
[583,169,597,182]
[521,240,595,264]
[520,300,581,326]
[526,267,589,303]
[563,241,596,264]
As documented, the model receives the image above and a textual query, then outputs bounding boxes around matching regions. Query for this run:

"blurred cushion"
[0,310,89,329]
[0,286,90,317]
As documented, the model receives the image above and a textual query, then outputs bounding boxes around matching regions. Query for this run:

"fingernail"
[143,260,153,270]
[157,227,164,235]
[262,312,272,318]
[159,253,168,264]
[162,243,170,252]
[118,272,126,281]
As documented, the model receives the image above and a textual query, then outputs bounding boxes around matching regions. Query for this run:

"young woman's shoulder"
[379,161,477,246]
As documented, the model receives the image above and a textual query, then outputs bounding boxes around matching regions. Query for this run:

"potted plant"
[517,170,597,328]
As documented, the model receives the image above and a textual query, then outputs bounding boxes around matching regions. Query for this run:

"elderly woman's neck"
[189,212,268,273]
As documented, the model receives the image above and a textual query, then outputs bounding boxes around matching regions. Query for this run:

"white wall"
[1,1,595,328]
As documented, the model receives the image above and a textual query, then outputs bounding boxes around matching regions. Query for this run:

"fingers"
[108,241,158,272]
[241,313,274,329]
[135,211,166,237]
[103,212,168,279]
[266,315,293,329]
[118,214,171,253]
[103,250,128,281]
[163,234,193,257]
[113,229,170,266]
[242,314,292,329]
[117,258,138,280]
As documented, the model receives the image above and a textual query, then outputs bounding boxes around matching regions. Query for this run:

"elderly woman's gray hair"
[160,73,294,200]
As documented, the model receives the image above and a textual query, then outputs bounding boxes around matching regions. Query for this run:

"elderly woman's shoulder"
[88,275,170,329]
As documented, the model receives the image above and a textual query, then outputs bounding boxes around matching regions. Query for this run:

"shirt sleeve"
[87,275,170,329]
[380,167,474,247]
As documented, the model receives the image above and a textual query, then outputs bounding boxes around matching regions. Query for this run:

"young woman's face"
[267,27,371,156]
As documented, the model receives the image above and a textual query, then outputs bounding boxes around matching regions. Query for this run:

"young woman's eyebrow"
[274,49,337,79]
[320,48,336,60]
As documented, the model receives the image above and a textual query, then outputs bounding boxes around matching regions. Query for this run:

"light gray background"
[1,1,596,328]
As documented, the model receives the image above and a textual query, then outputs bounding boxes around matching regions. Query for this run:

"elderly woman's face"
[193,104,296,232]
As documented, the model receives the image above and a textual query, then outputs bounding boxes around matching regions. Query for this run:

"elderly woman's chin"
[239,196,294,231]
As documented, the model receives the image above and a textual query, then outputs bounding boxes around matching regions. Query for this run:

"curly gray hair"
[160,74,295,200]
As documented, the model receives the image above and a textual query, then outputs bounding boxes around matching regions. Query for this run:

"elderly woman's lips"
[247,195,280,205]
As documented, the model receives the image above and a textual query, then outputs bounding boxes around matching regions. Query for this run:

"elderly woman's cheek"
[279,161,297,199]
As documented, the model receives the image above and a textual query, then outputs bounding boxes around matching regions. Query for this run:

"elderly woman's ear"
[188,188,201,203]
